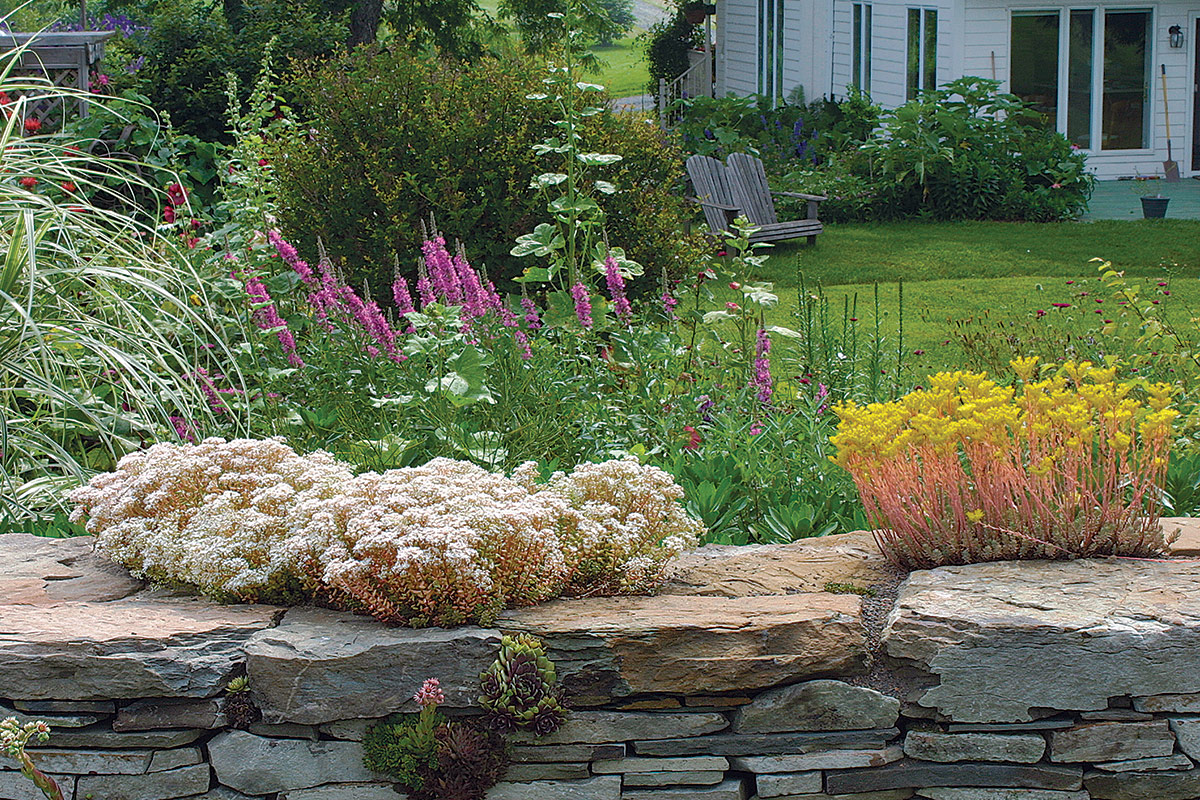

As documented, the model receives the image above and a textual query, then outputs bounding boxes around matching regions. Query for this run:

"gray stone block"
[624,771,727,786]
[177,789,256,800]
[1079,710,1154,722]
[755,771,823,796]
[733,680,900,734]
[148,747,204,772]
[883,560,1200,723]
[733,747,903,773]
[505,763,591,781]
[0,770,72,800]
[592,756,728,773]
[1171,718,1200,760]
[510,743,626,763]
[249,722,320,740]
[947,720,1072,733]
[1094,753,1194,772]
[633,729,900,757]
[13,700,115,714]
[280,783,401,800]
[76,764,211,800]
[486,776,622,800]
[750,792,912,800]
[825,761,1084,794]
[0,708,103,728]
[208,730,376,794]
[318,719,373,741]
[114,698,225,731]
[1132,694,1200,714]
[27,727,205,749]
[511,711,728,745]
[246,607,502,724]
[0,597,277,701]
[19,748,152,774]
[903,732,1046,763]
[1048,721,1175,763]
[622,778,749,800]
[1084,767,1200,800]
[916,790,1089,799]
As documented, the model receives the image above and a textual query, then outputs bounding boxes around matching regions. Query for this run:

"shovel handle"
[1162,64,1173,141]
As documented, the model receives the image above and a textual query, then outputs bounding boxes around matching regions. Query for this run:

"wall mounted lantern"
[1169,24,1185,49]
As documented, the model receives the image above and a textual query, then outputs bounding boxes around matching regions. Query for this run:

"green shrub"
[274,48,698,295]
[857,77,1092,222]
[644,6,699,94]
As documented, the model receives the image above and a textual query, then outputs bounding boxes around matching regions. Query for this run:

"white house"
[713,0,1200,178]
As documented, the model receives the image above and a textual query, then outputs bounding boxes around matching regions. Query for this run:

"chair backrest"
[726,152,779,226]
[686,154,736,234]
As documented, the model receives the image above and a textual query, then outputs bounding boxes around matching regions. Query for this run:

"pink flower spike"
[414,678,445,708]
[571,282,594,329]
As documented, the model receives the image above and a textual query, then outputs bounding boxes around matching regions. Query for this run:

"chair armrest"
[688,196,741,211]
[771,190,828,201]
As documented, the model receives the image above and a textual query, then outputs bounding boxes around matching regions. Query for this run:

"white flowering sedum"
[68,437,352,602]
[69,441,704,626]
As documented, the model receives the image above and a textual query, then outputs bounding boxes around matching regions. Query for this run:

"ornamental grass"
[831,360,1178,569]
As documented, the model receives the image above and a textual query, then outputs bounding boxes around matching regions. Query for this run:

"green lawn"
[709,219,1200,376]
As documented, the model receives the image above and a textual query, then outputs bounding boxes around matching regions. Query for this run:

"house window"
[906,8,938,99]
[758,0,786,101]
[1008,8,1151,151]
[852,3,873,93]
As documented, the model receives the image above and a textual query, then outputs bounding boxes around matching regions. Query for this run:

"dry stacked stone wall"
[3,522,1200,800]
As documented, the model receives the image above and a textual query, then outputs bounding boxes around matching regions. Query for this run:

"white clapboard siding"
[717,0,762,96]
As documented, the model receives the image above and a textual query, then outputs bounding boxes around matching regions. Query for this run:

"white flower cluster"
[68,438,352,602]
[70,441,704,625]
[527,456,705,594]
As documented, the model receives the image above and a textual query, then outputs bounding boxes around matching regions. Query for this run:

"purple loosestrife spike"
[245,276,304,367]
[514,328,533,360]
[268,230,316,286]
[571,282,594,329]
[754,328,772,405]
[521,294,542,330]
[392,275,415,315]
[604,254,632,326]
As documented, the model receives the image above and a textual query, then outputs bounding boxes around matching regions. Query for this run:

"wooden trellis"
[1,32,115,128]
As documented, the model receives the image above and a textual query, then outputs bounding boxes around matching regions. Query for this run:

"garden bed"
[4,521,1199,799]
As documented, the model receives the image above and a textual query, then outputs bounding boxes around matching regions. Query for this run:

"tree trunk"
[349,0,384,45]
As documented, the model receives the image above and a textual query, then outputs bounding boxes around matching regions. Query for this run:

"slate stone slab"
[511,743,626,763]
[825,761,1084,794]
[1133,693,1200,714]
[26,726,205,749]
[733,747,903,772]
[246,608,502,724]
[0,597,278,700]
[1084,767,1200,800]
[114,698,225,731]
[733,680,900,734]
[0,770,72,800]
[280,785,401,800]
[505,763,592,781]
[510,711,728,745]
[633,729,900,757]
[501,593,866,699]
[591,756,728,773]
[148,747,204,772]
[486,776,622,800]
[1094,754,1194,772]
[1048,721,1175,763]
[208,730,377,794]
[623,771,726,786]
[916,790,1089,800]
[622,778,748,800]
[904,732,1045,764]
[21,748,152,774]
[0,533,141,606]
[1171,718,1200,760]
[883,560,1200,722]
[754,770,823,796]
[13,700,116,714]
[75,764,211,800]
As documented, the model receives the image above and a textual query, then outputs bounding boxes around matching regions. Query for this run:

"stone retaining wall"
[3,520,1200,800]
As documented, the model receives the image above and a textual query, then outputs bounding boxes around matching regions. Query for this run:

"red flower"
[60,181,76,193]
[22,117,39,133]
[258,158,269,167]
[1051,303,1071,308]
[165,182,187,207]
[163,206,176,224]
[18,176,36,188]
[682,426,702,450]
[0,92,10,106]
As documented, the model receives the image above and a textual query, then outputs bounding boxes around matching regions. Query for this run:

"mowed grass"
[698,219,1200,375]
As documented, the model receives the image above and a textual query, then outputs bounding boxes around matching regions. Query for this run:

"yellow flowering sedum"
[832,361,1178,569]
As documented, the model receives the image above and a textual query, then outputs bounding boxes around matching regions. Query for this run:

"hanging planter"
[684,3,713,23]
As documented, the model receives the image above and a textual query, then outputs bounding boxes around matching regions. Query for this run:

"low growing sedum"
[69,439,702,626]
[832,360,1178,569]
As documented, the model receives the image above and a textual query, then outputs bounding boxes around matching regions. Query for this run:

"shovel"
[1161,64,1181,182]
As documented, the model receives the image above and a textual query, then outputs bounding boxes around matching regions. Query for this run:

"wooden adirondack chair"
[685,153,827,246]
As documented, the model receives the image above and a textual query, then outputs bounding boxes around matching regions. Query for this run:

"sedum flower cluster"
[832,360,1178,569]
[70,440,702,626]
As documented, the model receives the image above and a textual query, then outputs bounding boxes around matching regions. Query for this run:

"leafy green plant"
[363,679,446,790]
[1,718,63,800]
[478,634,567,735]
[222,675,260,730]
[643,4,699,94]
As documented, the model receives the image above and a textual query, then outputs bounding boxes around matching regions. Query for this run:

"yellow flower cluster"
[832,360,1177,471]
